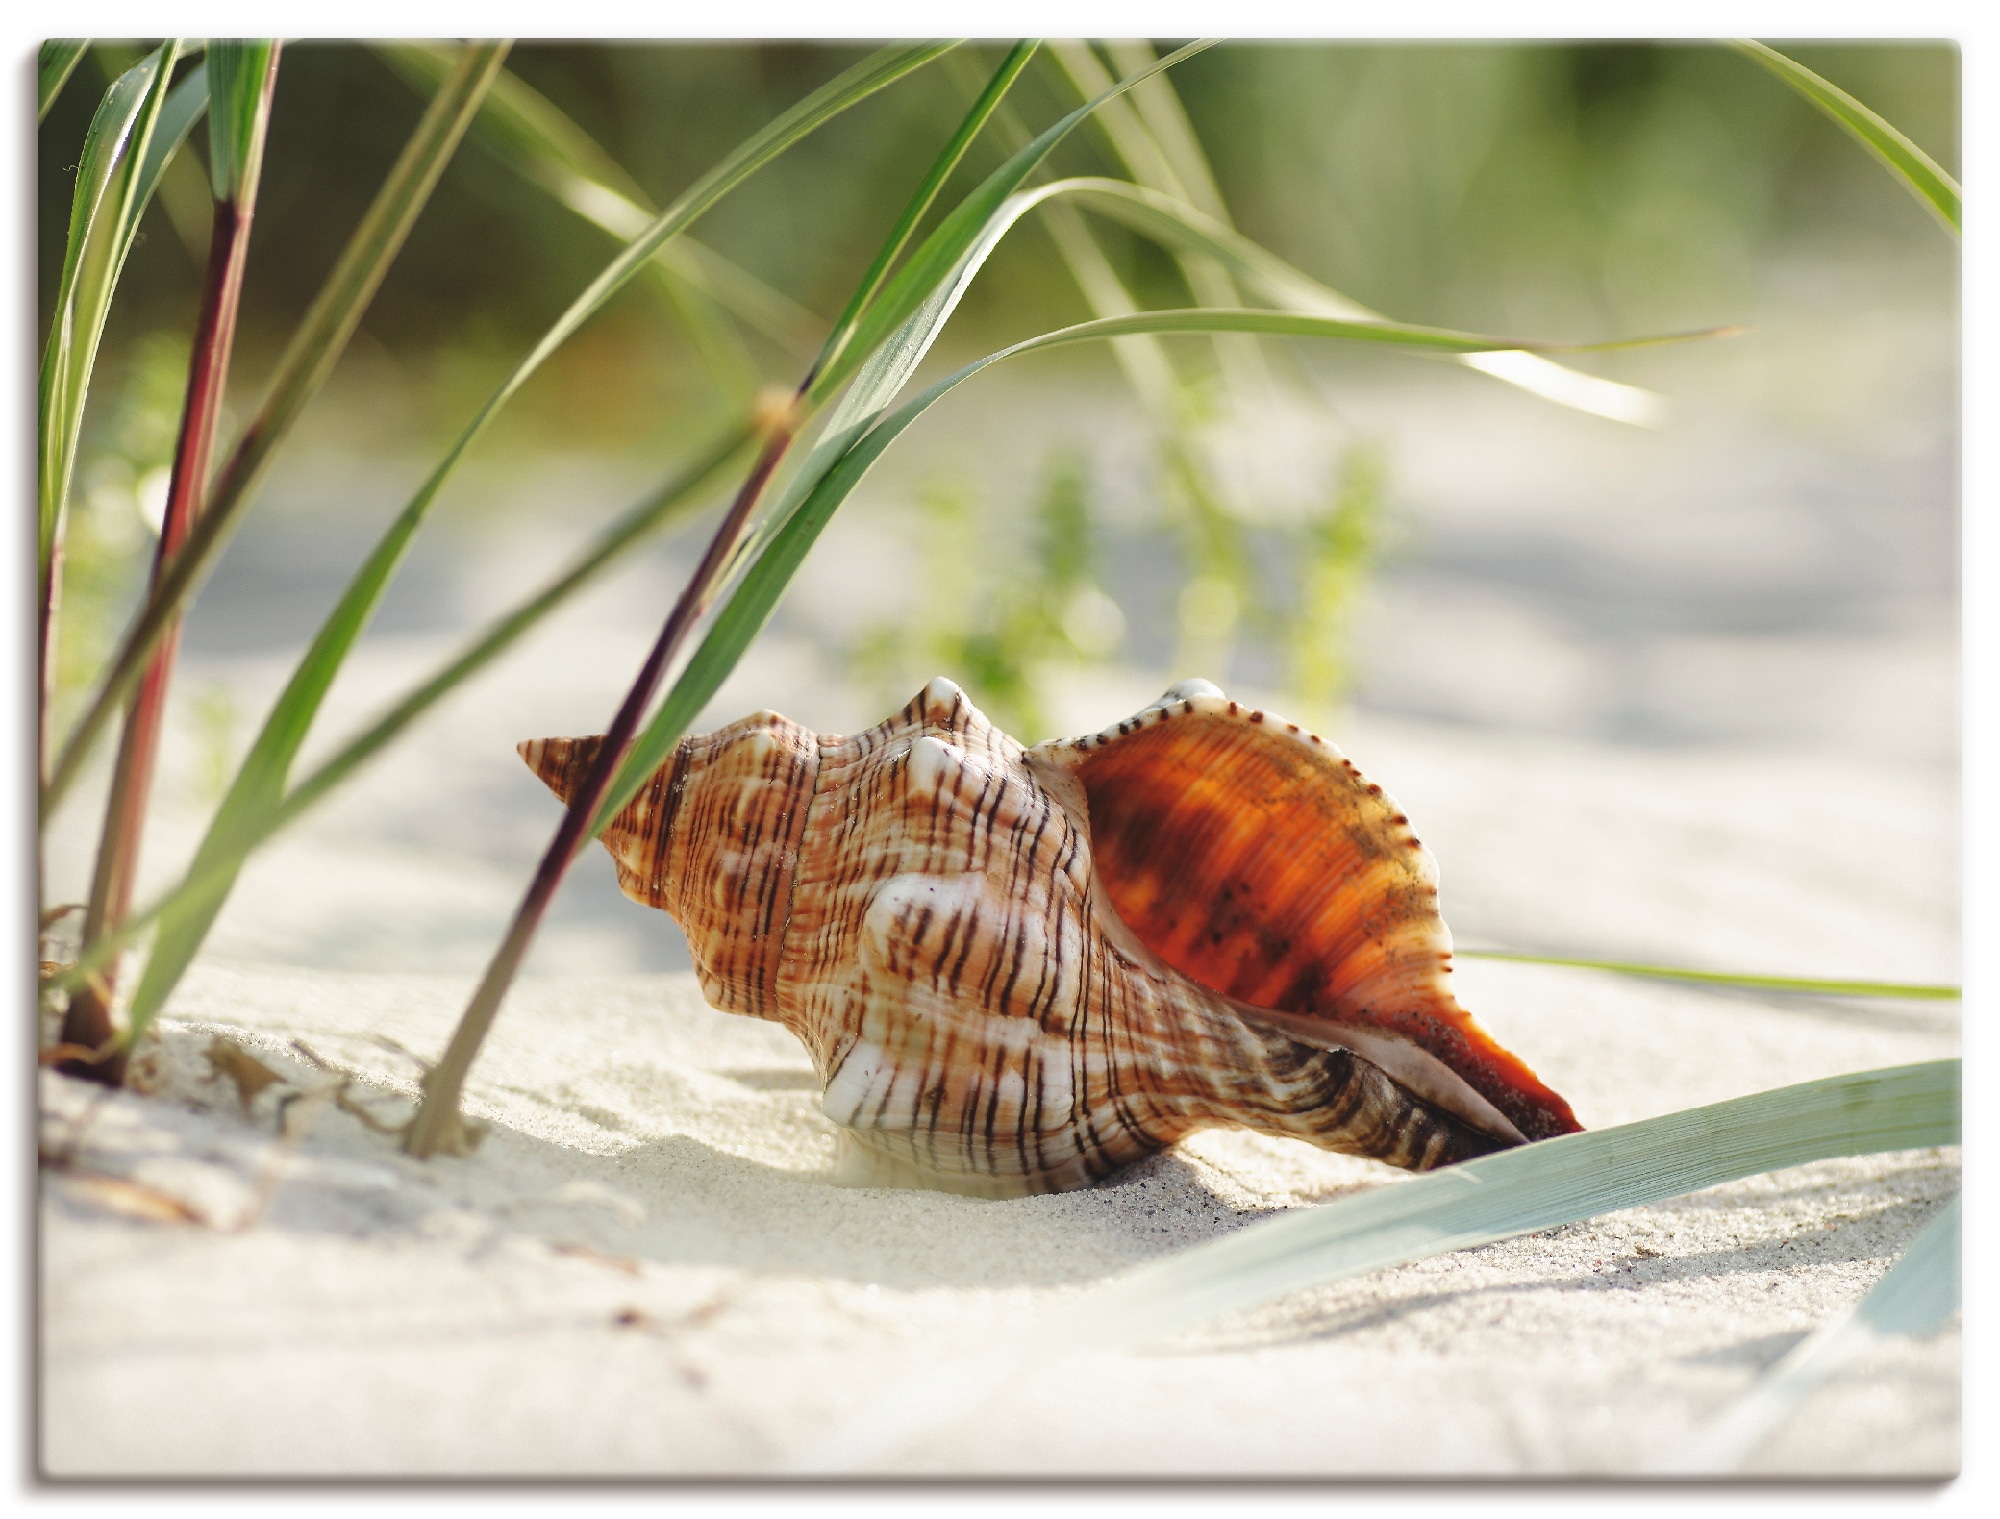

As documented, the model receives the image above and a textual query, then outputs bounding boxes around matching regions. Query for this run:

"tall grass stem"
[58,43,282,1081]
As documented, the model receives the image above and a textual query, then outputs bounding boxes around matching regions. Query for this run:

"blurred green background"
[39,41,1960,975]
[41,41,1958,445]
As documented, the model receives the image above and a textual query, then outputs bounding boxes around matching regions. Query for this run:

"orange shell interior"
[1074,708,1581,1142]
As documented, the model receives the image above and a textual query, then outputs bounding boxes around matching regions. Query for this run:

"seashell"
[521,677,1580,1198]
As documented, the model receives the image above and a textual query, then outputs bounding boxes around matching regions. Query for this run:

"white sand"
[41,913,1958,1477]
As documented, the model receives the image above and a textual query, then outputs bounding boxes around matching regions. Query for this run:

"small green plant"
[853,447,1124,741]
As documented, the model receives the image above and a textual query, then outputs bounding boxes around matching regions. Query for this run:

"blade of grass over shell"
[1455,948,1960,1001]
[807,41,1041,389]
[589,167,1724,836]
[1653,1193,1959,1472]
[38,40,90,120]
[60,41,282,1081]
[591,296,1701,836]
[115,43,950,1059]
[1047,42,1274,414]
[38,427,755,1009]
[798,1059,1961,1470]
[42,42,511,820]
[807,39,1220,405]
[1730,40,1960,237]
[403,41,1039,1157]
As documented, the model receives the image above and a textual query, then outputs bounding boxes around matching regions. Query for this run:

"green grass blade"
[591,288,1701,836]
[38,42,184,582]
[1654,1194,1959,1472]
[799,1060,1959,1470]
[204,41,278,202]
[113,44,953,1047]
[811,39,1219,404]
[1046,41,1274,411]
[38,40,89,120]
[38,427,754,1009]
[1455,948,1960,1001]
[42,44,506,821]
[809,41,1040,388]
[375,42,821,362]
[1068,1059,1959,1351]
[1731,40,1960,237]
[1057,176,1670,424]
[588,385,928,835]
[756,45,1213,558]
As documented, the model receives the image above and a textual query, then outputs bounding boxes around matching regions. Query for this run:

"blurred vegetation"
[41,40,1958,733]
[43,42,1956,377]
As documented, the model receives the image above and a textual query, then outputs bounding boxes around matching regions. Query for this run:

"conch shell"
[522,678,1579,1198]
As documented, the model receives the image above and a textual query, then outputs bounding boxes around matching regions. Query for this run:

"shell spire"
[521,678,1580,1197]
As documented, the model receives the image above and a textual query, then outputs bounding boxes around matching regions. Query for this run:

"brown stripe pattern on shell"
[522,677,1581,1198]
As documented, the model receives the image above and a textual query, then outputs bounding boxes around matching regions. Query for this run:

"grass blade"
[1731,40,1960,237]
[809,41,1041,389]
[1047,41,1273,412]
[1057,176,1669,424]
[1653,1194,1959,1472]
[38,39,89,120]
[103,42,953,1066]
[43,43,512,820]
[591,286,1696,836]
[799,1059,1960,1470]
[37,427,754,1011]
[1455,948,1960,1001]
[204,41,278,201]
[810,39,1220,404]
[38,44,196,781]
[375,42,823,365]
[40,43,183,604]
[1071,1059,1959,1349]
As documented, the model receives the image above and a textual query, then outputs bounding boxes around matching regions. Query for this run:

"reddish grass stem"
[58,54,278,1082]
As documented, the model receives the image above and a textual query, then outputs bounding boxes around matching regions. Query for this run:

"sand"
[38,709,1961,1477]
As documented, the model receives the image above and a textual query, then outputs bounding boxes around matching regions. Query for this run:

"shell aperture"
[521,678,1581,1196]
